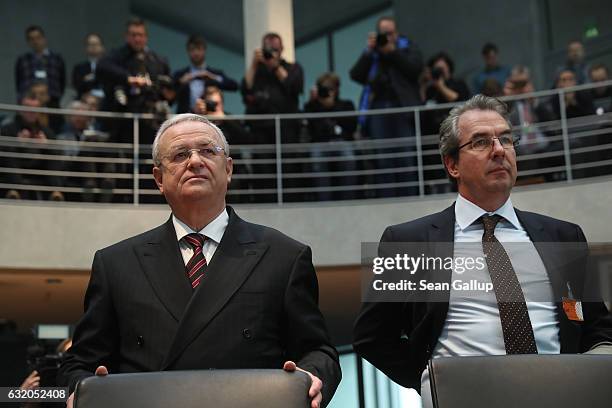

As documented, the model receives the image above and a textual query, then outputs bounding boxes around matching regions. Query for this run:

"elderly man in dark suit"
[59,114,341,408]
[354,95,612,403]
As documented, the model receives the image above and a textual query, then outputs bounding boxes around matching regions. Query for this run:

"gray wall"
[2,177,612,270]
[0,0,129,105]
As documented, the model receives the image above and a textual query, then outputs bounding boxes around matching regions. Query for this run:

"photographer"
[241,32,303,201]
[350,16,423,111]
[421,51,470,135]
[96,18,172,144]
[241,32,303,143]
[20,337,71,408]
[173,35,238,114]
[304,72,357,201]
[350,16,423,197]
[194,86,254,203]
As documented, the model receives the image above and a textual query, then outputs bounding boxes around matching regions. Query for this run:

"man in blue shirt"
[173,35,238,114]
[472,43,511,95]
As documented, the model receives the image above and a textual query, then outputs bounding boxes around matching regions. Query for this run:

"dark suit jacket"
[353,204,612,391]
[59,207,341,406]
[71,61,102,99]
[350,36,423,107]
[172,66,238,114]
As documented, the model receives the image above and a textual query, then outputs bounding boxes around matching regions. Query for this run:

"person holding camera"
[96,18,172,145]
[304,73,357,201]
[421,52,470,135]
[194,86,253,203]
[350,16,423,197]
[241,32,304,143]
[173,35,238,114]
[241,32,304,201]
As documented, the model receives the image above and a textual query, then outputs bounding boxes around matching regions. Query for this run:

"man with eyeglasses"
[354,95,612,405]
[59,114,341,408]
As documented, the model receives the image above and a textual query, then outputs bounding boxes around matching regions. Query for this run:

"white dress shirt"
[172,209,229,266]
[420,194,560,406]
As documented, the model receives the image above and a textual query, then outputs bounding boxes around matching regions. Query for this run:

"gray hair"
[438,94,512,183]
[152,113,230,167]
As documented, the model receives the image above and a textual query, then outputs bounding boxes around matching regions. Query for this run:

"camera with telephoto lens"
[376,32,390,48]
[431,66,445,81]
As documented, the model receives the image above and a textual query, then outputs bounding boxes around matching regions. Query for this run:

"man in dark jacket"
[15,25,65,107]
[173,35,238,114]
[97,18,172,145]
[304,72,357,201]
[71,33,106,100]
[350,16,423,197]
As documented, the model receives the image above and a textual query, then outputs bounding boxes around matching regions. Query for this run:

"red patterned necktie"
[481,215,538,354]
[184,233,207,290]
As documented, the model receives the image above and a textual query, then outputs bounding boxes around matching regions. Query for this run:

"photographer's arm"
[244,49,263,90]
[278,63,303,97]
[96,54,131,88]
[434,78,459,102]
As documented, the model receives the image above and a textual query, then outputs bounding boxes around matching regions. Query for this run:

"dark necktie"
[184,233,207,290]
[481,215,538,354]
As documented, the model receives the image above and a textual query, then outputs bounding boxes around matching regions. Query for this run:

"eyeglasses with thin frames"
[164,145,226,165]
[457,133,521,152]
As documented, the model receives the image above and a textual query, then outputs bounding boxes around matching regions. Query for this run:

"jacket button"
[242,329,252,339]
[137,336,144,347]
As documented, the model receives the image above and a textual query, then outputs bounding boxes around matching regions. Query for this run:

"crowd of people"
[3,17,612,202]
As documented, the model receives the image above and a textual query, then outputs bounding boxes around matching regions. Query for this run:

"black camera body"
[376,32,390,48]
[205,100,218,112]
[317,84,332,98]
[431,66,445,81]
[262,47,275,60]
[26,345,63,387]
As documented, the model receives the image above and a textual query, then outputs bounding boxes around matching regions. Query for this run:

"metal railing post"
[133,116,140,205]
[275,116,283,204]
[414,109,425,197]
[558,90,573,182]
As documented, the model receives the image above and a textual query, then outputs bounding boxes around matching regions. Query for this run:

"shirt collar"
[172,208,229,244]
[455,194,522,231]
[31,48,50,57]
[190,63,207,71]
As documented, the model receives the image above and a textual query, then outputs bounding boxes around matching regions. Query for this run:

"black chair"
[74,369,311,408]
[428,354,612,408]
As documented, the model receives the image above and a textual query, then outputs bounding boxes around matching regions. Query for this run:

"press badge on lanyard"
[562,284,584,322]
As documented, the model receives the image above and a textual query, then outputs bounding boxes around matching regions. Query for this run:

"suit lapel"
[135,217,192,322]
[515,209,565,296]
[426,204,456,345]
[161,208,268,369]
